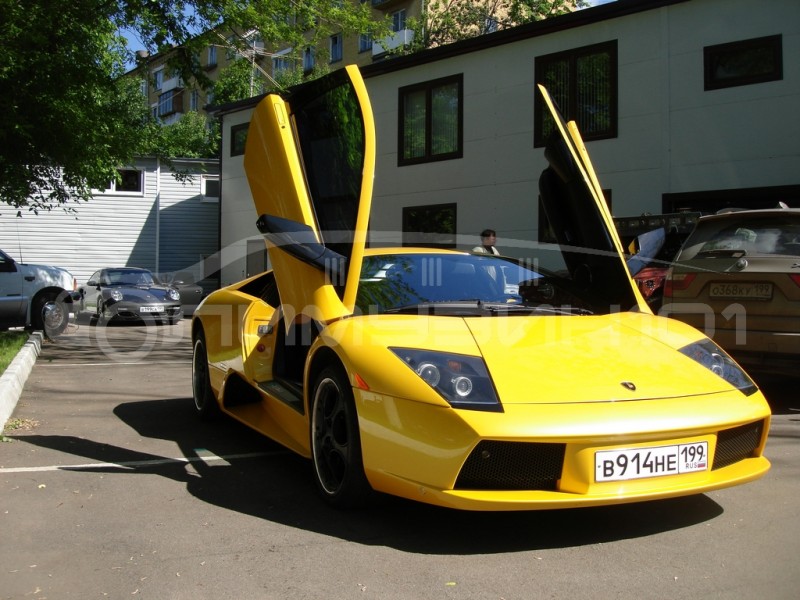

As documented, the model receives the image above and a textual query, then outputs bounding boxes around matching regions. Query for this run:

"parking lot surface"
[1,319,799,599]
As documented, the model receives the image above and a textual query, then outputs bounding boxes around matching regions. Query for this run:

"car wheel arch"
[30,287,71,337]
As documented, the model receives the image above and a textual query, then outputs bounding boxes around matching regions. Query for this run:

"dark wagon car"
[79,267,183,325]
[663,208,800,375]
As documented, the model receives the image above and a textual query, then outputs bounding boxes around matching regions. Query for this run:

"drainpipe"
[155,156,161,273]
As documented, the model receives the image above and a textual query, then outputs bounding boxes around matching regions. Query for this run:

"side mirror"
[87,280,97,287]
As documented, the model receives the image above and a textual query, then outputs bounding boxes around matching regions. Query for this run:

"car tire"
[31,291,69,338]
[192,332,220,421]
[310,364,372,508]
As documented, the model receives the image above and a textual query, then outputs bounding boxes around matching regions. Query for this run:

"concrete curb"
[0,331,43,430]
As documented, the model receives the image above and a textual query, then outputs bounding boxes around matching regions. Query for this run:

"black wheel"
[310,364,372,508]
[192,332,220,421]
[31,291,69,338]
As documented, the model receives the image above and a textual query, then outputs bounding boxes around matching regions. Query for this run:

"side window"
[230,123,249,157]
[97,169,143,194]
[0,251,17,273]
[330,33,343,63]
[402,203,457,248]
[704,35,782,91]
[398,74,463,166]
[535,41,618,147]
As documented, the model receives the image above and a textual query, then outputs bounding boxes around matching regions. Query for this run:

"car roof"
[700,208,800,222]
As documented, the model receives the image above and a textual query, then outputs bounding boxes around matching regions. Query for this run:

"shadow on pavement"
[11,396,725,554]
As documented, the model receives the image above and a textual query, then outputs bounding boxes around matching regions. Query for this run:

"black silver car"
[79,267,183,325]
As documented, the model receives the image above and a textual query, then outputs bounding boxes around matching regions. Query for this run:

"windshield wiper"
[481,302,594,316]
[384,301,484,315]
[384,301,593,316]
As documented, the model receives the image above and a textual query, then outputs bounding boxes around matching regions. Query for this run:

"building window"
[158,89,182,117]
[272,50,293,77]
[190,90,200,111]
[398,74,463,166]
[704,35,782,91]
[330,33,343,63]
[402,204,457,248]
[534,40,618,147]
[153,68,164,91]
[230,123,249,157]
[99,169,143,194]
[207,45,217,67]
[359,33,372,53]
[391,9,406,32]
[202,176,220,201]
[303,46,316,72]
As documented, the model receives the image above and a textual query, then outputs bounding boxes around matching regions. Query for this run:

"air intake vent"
[455,441,565,491]
[712,421,764,470]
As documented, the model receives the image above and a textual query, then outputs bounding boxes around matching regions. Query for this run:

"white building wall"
[217,0,800,282]
[0,158,219,290]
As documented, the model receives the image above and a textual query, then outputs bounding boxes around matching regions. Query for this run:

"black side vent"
[455,441,565,491]
[712,421,764,471]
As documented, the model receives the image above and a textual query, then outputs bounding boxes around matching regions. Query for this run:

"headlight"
[109,290,123,302]
[167,288,180,301]
[390,348,502,412]
[679,339,758,396]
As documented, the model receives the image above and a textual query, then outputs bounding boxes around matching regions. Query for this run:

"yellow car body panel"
[191,67,771,511]
[243,64,375,323]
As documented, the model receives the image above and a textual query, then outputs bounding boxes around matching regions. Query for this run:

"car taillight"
[663,270,695,298]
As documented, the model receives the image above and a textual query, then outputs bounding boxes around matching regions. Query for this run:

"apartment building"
[210,0,799,287]
[131,1,424,124]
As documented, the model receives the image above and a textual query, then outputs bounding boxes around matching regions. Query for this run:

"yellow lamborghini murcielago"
[191,66,770,510]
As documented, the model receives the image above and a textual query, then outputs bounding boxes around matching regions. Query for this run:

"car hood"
[106,285,173,298]
[462,313,730,404]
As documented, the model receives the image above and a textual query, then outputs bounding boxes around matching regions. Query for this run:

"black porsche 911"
[79,267,183,325]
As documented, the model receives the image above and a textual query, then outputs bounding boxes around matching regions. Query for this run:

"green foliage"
[406,0,584,50]
[0,0,387,213]
[0,1,152,213]
[0,331,28,375]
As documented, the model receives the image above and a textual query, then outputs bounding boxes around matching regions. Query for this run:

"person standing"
[472,229,500,255]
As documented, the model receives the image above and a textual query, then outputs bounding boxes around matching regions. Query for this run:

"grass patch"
[0,330,29,376]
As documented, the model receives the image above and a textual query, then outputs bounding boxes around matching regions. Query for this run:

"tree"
[406,0,586,50]
[0,0,386,213]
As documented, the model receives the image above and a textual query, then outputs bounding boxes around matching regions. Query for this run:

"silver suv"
[0,249,78,337]
[663,208,800,376]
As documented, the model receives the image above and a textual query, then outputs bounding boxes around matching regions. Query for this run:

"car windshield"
[356,253,597,316]
[106,270,154,286]
[685,215,800,258]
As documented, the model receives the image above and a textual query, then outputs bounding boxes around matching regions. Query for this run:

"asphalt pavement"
[1,318,799,599]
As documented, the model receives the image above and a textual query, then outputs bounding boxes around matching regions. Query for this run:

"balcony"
[371,0,406,8]
[162,75,183,93]
[372,29,414,56]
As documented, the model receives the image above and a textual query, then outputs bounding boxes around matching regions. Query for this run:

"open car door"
[244,65,375,324]
[537,85,642,312]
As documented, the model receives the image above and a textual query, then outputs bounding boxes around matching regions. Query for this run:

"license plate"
[595,442,708,482]
[709,282,772,299]
[139,306,163,313]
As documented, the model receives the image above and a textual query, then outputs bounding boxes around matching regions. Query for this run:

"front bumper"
[355,389,771,511]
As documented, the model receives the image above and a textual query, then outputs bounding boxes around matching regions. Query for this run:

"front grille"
[712,421,765,470]
[454,441,565,491]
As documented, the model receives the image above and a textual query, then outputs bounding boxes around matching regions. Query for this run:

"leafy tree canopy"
[407,0,586,50]
[0,0,384,213]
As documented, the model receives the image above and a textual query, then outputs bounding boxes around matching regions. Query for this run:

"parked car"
[0,248,78,337]
[191,66,770,511]
[79,267,182,325]
[664,207,800,376]
[615,213,700,311]
[155,271,204,316]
